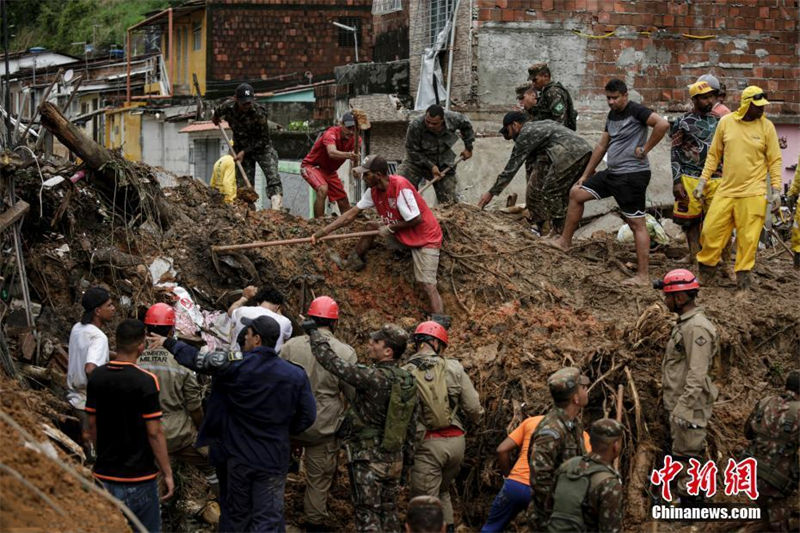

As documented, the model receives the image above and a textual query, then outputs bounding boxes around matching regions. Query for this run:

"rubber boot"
[270,194,283,210]
[697,263,717,285]
[736,270,752,291]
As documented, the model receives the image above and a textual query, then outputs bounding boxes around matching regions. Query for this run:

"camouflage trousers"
[527,152,591,228]
[757,481,798,531]
[398,162,457,205]
[350,455,403,532]
[240,146,282,198]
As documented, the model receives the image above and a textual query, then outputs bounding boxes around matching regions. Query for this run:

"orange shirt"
[507,415,592,486]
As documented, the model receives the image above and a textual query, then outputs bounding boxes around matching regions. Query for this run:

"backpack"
[405,357,452,430]
[379,366,418,453]
[547,456,617,533]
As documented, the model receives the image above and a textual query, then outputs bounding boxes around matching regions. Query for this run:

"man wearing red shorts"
[301,112,359,218]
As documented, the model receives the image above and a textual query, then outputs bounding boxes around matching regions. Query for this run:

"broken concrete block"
[574,213,624,240]
[661,218,687,243]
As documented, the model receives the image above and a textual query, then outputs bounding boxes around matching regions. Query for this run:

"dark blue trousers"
[226,458,286,533]
[481,478,532,532]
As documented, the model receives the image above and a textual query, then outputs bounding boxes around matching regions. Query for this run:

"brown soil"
[3,162,799,531]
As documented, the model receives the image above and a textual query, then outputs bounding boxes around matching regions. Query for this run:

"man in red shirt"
[302,112,359,218]
[311,155,446,321]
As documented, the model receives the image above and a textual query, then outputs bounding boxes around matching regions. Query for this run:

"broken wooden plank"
[0,200,29,233]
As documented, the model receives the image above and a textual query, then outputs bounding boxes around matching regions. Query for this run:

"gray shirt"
[605,101,653,174]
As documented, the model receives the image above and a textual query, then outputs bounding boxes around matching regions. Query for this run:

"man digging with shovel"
[310,155,450,327]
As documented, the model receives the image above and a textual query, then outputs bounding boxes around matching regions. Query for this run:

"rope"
[572,29,716,40]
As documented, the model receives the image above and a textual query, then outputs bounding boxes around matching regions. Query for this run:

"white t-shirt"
[67,322,109,409]
[230,306,293,352]
[356,187,421,221]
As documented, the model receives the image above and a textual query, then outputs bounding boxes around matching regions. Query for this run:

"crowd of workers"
[67,267,798,532]
[61,66,800,533]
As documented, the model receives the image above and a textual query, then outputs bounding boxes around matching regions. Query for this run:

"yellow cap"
[688,80,714,97]
[741,85,769,107]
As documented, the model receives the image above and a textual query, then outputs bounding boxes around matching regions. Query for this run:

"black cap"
[81,286,110,324]
[499,111,527,137]
[235,83,255,103]
[354,154,389,175]
[241,315,280,347]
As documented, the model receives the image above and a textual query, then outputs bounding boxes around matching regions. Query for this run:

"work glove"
[378,225,395,238]
[692,178,707,201]
[301,319,318,334]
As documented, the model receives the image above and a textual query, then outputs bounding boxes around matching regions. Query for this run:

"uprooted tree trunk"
[38,101,174,228]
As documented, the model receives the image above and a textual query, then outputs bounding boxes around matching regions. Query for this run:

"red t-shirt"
[301,126,355,174]
[356,175,443,249]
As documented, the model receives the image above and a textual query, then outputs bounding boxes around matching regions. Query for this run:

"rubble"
[1,143,799,531]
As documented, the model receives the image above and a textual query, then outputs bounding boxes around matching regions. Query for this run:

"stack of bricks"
[472,0,799,115]
[208,0,372,83]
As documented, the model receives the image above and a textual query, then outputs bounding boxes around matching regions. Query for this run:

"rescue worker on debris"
[311,155,448,325]
[670,81,721,261]
[399,104,475,204]
[527,63,577,130]
[138,304,219,506]
[697,74,731,118]
[482,413,591,532]
[547,418,625,533]
[301,112,360,218]
[546,78,669,286]
[302,319,419,532]
[148,315,316,532]
[695,86,783,291]
[513,83,551,231]
[478,112,592,236]
[212,82,283,209]
[405,495,446,533]
[403,321,484,531]
[743,370,800,531]
[657,268,719,504]
[527,367,590,530]
[210,142,237,204]
[280,296,357,532]
[787,154,800,269]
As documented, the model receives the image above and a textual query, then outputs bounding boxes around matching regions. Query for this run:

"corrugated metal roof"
[179,121,229,133]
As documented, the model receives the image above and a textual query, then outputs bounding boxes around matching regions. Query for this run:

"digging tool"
[216,123,259,204]
[419,155,464,194]
[211,230,379,255]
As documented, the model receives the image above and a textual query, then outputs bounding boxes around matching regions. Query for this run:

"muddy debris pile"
[1,148,799,531]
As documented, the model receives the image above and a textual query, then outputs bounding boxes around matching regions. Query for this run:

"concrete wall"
[141,117,191,177]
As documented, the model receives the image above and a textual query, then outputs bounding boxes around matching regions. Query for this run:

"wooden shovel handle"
[211,230,380,253]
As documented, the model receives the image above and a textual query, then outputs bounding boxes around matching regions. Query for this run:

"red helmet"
[144,302,176,326]
[661,269,700,293]
[413,321,448,345]
[307,296,339,320]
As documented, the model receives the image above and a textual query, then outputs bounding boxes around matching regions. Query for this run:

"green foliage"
[6,0,178,56]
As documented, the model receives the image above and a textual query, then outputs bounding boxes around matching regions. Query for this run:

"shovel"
[217,123,259,204]
[419,155,464,194]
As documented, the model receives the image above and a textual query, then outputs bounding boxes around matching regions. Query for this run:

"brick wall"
[373,5,409,61]
[207,0,372,87]
[417,0,799,117]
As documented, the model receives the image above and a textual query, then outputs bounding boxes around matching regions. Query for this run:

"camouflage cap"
[515,83,532,99]
[548,367,590,400]
[370,323,409,358]
[528,63,549,79]
[589,418,624,442]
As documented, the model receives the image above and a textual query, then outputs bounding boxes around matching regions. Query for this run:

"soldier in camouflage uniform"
[399,104,475,205]
[478,112,592,234]
[548,418,624,533]
[658,269,719,503]
[527,367,590,530]
[744,370,799,531]
[527,63,577,131]
[303,321,419,532]
[212,83,283,209]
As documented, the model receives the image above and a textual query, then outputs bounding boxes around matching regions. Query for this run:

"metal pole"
[353,28,359,63]
[2,0,12,147]
[444,0,460,111]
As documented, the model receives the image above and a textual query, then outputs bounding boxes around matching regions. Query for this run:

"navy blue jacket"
[165,340,316,474]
